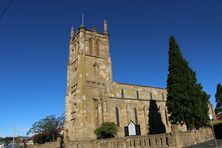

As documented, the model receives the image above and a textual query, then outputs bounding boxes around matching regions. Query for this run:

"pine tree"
[215,83,222,118]
[166,36,209,130]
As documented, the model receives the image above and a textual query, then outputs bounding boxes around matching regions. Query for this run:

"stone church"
[64,20,215,143]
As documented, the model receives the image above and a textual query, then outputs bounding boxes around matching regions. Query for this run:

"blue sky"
[0,0,221,137]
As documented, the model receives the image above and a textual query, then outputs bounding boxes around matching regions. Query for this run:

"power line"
[0,0,14,21]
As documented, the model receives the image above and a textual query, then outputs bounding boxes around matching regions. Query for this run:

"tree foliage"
[0,137,13,145]
[27,114,64,135]
[94,122,117,139]
[27,114,64,144]
[166,36,210,130]
[33,131,60,144]
[215,83,222,118]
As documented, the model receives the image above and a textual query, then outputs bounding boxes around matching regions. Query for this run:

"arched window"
[95,40,100,57]
[165,108,169,125]
[89,38,93,55]
[134,107,138,124]
[121,89,124,98]
[136,91,139,99]
[116,106,120,127]
[150,92,153,100]
[93,62,99,75]
[93,101,99,128]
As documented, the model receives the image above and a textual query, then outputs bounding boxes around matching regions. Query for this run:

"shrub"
[94,122,117,139]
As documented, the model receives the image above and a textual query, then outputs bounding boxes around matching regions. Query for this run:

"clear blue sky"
[0,0,221,137]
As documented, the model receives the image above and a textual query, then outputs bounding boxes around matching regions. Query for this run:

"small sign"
[128,121,136,136]
[124,121,141,137]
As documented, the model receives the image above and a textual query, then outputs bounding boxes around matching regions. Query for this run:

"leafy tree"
[33,131,61,144]
[166,36,209,130]
[3,137,13,145]
[94,122,117,139]
[215,83,222,118]
[192,84,210,128]
[27,114,64,143]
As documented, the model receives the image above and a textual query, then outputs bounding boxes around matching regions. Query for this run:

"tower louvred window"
[95,40,100,57]
[89,38,93,55]
[116,106,120,127]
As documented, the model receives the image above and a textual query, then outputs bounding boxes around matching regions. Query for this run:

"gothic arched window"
[121,89,124,98]
[116,106,120,127]
[89,38,93,55]
[165,108,169,125]
[150,92,153,100]
[95,40,100,57]
[134,107,138,124]
[93,62,99,75]
[136,91,139,99]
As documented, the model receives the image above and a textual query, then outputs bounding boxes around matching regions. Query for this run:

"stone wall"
[68,134,170,148]
[66,126,213,148]
[29,127,213,148]
[28,138,61,148]
[105,82,172,137]
[168,126,213,147]
[179,127,213,147]
[111,83,167,101]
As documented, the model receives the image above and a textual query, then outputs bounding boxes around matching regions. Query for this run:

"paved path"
[186,139,222,148]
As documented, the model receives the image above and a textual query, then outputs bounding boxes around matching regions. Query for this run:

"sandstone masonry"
[64,20,216,144]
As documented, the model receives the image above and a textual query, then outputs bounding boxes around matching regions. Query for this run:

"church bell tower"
[64,20,112,142]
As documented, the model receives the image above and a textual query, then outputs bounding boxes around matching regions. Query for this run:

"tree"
[33,131,61,144]
[215,83,222,118]
[94,122,117,139]
[27,114,64,144]
[0,137,13,146]
[166,36,210,130]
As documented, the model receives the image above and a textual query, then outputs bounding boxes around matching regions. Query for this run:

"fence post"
[56,137,61,148]
[171,125,182,147]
